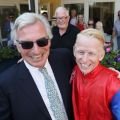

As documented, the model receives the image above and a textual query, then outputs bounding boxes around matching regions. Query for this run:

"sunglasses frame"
[88,23,93,26]
[16,37,49,49]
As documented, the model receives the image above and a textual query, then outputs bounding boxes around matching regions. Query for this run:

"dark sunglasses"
[17,37,49,49]
[88,23,93,25]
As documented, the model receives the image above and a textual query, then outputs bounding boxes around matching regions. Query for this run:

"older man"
[51,6,80,53]
[71,28,120,120]
[0,13,74,120]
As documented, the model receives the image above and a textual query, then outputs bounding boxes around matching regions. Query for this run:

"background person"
[3,13,15,46]
[0,12,74,120]
[87,19,95,28]
[42,12,51,25]
[112,10,120,49]
[95,21,112,48]
[76,14,87,31]
[71,28,120,120]
[51,6,80,53]
[69,8,78,26]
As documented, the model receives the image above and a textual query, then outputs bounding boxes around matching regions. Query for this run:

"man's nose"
[81,54,88,62]
[32,43,40,53]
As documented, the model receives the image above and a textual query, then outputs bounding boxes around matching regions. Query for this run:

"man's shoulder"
[50,48,73,57]
[52,26,58,32]
[0,62,27,93]
[49,48,74,62]
[100,65,118,78]
[68,24,80,33]
[49,48,75,71]
[0,62,25,83]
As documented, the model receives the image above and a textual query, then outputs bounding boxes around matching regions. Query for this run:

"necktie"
[40,67,68,120]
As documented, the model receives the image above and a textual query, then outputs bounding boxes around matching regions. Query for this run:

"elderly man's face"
[74,34,103,75]
[55,11,69,30]
[16,21,51,68]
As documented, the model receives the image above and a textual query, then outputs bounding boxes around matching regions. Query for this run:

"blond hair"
[79,28,105,45]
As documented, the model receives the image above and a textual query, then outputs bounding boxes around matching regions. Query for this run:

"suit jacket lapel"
[17,62,51,119]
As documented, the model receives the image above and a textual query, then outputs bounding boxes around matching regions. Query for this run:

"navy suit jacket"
[0,48,75,120]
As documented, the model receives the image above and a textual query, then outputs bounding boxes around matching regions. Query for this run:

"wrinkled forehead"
[75,46,98,54]
[16,21,47,37]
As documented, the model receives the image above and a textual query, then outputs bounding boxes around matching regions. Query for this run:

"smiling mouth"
[31,53,44,61]
[81,64,90,70]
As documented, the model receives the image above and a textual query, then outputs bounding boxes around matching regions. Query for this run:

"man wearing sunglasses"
[0,13,74,120]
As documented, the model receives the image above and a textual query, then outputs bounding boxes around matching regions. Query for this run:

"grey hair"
[76,28,105,46]
[54,6,69,17]
[11,12,53,44]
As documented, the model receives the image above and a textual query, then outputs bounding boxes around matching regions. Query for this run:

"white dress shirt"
[24,60,66,120]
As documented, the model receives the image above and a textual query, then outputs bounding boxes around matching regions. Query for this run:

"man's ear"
[48,40,51,48]
[16,45,21,53]
[99,49,105,61]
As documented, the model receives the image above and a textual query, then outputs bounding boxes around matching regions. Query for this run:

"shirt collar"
[76,63,104,79]
[24,59,49,71]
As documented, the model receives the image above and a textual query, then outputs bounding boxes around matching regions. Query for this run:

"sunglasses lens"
[37,38,48,47]
[88,23,93,25]
[21,42,33,49]
[17,38,49,49]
